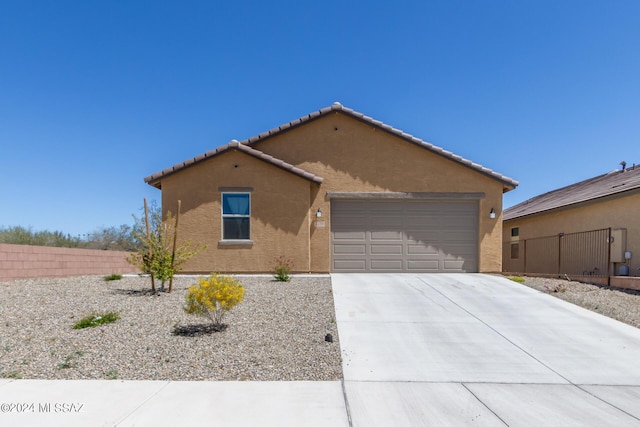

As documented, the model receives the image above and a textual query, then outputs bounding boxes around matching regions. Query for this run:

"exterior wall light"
[489,208,496,219]
[316,208,322,218]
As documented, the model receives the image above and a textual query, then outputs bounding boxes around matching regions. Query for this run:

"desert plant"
[273,255,293,282]
[508,276,525,283]
[184,274,245,327]
[128,200,205,293]
[104,274,122,281]
[73,312,120,329]
[57,350,84,369]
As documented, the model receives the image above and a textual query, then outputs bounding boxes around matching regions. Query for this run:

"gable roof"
[242,102,518,191]
[145,102,518,190]
[504,164,640,220]
[145,141,323,189]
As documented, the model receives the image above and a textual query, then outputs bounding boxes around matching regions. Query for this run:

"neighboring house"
[145,102,517,274]
[503,163,640,282]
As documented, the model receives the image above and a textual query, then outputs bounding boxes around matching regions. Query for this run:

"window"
[510,243,519,259]
[511,227,519,237]
[222,193,250,240]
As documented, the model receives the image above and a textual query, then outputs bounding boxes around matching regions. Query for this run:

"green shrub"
[184,275,245,327]
[274,255,293,282]
[508,276,525,283]
[104,274,122,281]
[73,312,120,329]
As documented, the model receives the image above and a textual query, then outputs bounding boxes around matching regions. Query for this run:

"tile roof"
[144,141,323,188]
[504,164,640,220]
[145,102,518,190]
[242,102,518,190]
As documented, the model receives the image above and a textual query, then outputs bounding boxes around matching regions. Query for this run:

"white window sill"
[218,240,254,247]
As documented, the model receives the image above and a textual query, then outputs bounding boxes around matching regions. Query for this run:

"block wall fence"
[0,243,138,282]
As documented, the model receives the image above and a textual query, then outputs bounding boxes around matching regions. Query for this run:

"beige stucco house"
[145,103,517,273]
[503,163,640,286]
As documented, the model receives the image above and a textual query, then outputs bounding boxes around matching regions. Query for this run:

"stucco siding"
[161,150,313,273]
[252,113,505,272]
[503,191,640,274]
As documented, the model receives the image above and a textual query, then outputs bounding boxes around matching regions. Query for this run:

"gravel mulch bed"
[0,275,342,381]
[513,276,640,329]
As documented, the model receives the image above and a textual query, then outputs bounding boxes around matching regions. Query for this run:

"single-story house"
[503,163,640,286]
[145,102,517,273]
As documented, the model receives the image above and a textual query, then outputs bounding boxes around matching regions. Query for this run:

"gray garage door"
[331,199,478,272]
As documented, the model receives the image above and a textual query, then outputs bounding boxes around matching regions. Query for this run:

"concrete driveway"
[332,273,640,426]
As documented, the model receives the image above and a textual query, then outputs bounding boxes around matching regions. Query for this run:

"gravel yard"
[0,275,342,381]
[514,276,640,329]
[2,273,639,382]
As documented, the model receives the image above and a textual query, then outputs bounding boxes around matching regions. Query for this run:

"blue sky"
[1,1,639,237]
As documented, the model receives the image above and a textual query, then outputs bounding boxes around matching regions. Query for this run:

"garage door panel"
[443,259,467,271]
[333,231,366,240]
[334,260,366,271]
[407,244,438,255]
[407,260,441,271]
[331,199,478,273]
[406,231,441,242]
[370,259,404,270]
[405,217,441,227]
[371,244,403,255]
[370,230,403,240]
[333,244,366,255]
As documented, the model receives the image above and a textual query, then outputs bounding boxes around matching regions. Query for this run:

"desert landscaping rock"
[517,276,640,329]
[0,275,342,381]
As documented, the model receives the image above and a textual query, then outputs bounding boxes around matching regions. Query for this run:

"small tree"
[127,199,204,293]
[184,274,245,327]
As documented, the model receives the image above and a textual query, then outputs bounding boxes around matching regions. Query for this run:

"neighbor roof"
[504,164,640,220]
[145,141,323,189]
[145,102,518,190]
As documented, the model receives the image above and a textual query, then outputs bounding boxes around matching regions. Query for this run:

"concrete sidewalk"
[333,273,640,426]
[0,380,350,426]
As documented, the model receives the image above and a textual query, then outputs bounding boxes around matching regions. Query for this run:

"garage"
[331,199,478,272]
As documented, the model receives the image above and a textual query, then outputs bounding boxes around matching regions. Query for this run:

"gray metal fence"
[503,228,611,277]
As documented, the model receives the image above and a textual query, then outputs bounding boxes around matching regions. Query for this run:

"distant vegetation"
[0,204,164,251]
[0,225,141,251]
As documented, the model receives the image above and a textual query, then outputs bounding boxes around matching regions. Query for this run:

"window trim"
[221,192,251,241]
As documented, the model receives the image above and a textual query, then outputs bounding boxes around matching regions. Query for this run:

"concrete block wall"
[0,243,138,282]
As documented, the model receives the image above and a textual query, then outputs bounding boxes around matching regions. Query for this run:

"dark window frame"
[221,192,251,240]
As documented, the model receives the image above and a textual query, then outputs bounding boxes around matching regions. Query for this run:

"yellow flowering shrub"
[184,274,245,326]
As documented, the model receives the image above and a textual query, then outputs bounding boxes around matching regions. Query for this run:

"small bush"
[184,274,245,327]
[73,312,120,329]
[104,274,122,281]
[508,276,525,283]
[274,255,293,282]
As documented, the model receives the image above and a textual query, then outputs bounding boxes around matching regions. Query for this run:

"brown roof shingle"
[504,164,640,220]
[242,102,518,190]
[144,141,323,188]
[145,102,518,190]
